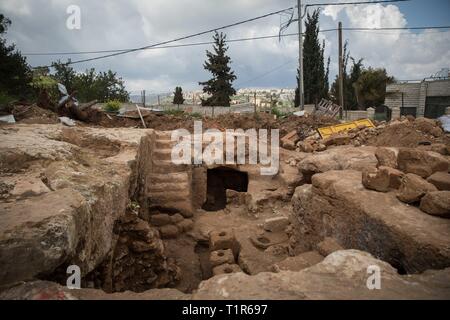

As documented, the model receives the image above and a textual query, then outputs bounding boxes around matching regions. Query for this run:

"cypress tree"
[199,32,236,107]
[173,86,185,105]
[297,9,329,105]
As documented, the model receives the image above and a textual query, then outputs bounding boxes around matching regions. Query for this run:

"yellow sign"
[318,119,375,139]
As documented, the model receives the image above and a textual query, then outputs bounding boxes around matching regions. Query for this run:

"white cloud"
[0,0,448,92]
[321,2,449,80]
[0,0,32,16]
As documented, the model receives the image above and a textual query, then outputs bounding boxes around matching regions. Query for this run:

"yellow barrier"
[318,119,375,139]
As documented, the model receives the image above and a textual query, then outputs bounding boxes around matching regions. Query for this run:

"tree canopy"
[0,14,33,102]
[51,61,129,103]
[173,86,185,105]
[296,9,330,106]
[199,32,236,107]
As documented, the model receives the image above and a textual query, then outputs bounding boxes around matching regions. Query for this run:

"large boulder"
[397,173,438,204]
[291,170,450,273]
[362,166,403,192]
[0,280,189,300]
[397,148,449,178]
[297,146,377,182]
[420,191,450,218]
[272,251,324,272]
[193,250,450,299]
[0,124,157,286]
[375,147,398,168]
[427,171,450,191]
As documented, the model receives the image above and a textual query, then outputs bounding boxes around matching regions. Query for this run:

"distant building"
[385,75,450,118]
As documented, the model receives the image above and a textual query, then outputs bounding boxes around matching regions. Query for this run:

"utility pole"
[338,21,345,119]
[298,0,305,110]
[142,90,146,108]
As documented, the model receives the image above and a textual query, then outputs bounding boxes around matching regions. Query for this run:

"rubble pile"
[285,116,449,154]
[359,146,450,218]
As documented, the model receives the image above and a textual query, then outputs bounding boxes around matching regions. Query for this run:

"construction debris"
[0,115,15,124]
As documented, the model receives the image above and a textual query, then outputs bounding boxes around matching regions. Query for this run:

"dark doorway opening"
[202,167,248,211]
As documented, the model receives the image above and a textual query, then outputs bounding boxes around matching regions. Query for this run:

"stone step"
[153,149,175,161]
[149,172,190,184]
[152,160,190,173]
[148,189,190,202]
[155,140,176,149]
[149,201,194,218]
[148,181,190,193]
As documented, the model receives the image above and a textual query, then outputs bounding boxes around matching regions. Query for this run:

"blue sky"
[396,0,450,28]
[0,0,449,92]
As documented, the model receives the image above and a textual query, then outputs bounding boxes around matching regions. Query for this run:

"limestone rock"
[150,213,172,227]
[0,124,160,287]
[210,249,235,268]
[415,117,443,137]
[212,263,241,276]
[297,146,377,182]
[0,281,189,300]
[272,251,324,272]
[291,170,450,273]
[323,133,350,146]
[209,230,239,256]
[263,216,290,232]
[397,173,438,203]
[362,167,390,192]
[298,141,314,153]
[397,148,449,178]
[316,237,344,256]
[420,191,450,218]
[430,143,448,155]
[427,172,450,191]
[375,147,398,168]
[170,213,184,224]
[281,130,300,151]
[159,225,179,239]
[177,219,194,232]
[194,250,450,299]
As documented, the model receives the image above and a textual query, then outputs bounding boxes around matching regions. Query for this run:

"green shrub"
[270,106,292,118]
[164,109,185,116]
[104,100,121,112]
[0,91,15,109]
[190,112,203,119]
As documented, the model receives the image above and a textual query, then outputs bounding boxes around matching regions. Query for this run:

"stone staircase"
[148,131,194,218]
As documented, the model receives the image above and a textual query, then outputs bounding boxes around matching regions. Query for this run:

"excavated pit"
[2,124,450,299]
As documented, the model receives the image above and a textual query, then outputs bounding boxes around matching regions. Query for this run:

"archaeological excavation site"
[0,109,450,301]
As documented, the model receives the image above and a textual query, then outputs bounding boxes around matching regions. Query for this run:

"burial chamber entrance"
[202,167,249,211]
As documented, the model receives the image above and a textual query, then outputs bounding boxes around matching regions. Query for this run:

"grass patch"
[164,109,185,116]
[103,100,122,113]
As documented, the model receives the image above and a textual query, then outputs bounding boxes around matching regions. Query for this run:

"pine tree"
[199,32,236,107]
[173,86,185,105]
[0,14,33,100]
[298,9,329,105]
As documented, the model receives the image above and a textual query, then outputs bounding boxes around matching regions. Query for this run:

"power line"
[32,7,294,68]
[27,1,417,67]
[25,25,450,57]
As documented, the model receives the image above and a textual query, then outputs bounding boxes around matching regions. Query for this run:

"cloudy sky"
[1,0,449,94]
